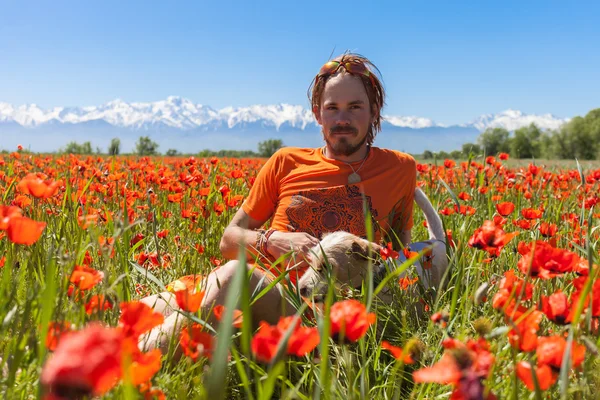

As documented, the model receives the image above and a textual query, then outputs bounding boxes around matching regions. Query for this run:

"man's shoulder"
[271,147,319,160]
[372,147,416,166]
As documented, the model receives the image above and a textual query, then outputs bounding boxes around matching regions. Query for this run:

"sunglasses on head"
[318,60,376,86]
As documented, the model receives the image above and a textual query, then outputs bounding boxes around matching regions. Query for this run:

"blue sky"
[1,0,598,124]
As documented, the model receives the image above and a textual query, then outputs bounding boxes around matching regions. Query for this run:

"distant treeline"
[3,108,599,160]
[417,107,600,160]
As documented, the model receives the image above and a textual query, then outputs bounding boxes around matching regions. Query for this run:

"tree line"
[33,138,285,158]
[420,107,600,160]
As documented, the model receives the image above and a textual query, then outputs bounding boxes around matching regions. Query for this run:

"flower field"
[2,150,600,399]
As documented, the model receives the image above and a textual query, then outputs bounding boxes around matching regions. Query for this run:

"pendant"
[348,172,361,185]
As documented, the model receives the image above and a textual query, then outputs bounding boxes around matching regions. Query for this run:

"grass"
[0,152,599,399]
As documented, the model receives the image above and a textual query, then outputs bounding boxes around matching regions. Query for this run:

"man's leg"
[139,260,297,355]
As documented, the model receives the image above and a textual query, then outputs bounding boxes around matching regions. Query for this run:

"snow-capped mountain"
[0,97,571,154]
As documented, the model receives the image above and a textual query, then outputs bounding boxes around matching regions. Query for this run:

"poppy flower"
[213,305,243,329]
[381,341,415,364]
[329,299,376,343]
[119,301,164,340]
[174,287,205,313]
[536,335,586,370]
[17,173,60,199]
[380,242,399,260]
[41,324,123,397]
[251,322,282,363]
[69,265,104,291]
[179,323,214,361]
[498,152,509,160]
[516,361,556,391]
[85,295,113,315]
[495,202,515,216]
[6,215,46,245]
[398,276,418,290]
[539,222,558,238]
[413,338,495,399]
[0,205,22,230]
[250,316,320,362]
[541,291,570,325]
[121,342,162,387]
[46,322,72,352]
[444,159,456,168]
[507,309,542,352]
[517,241,581,279]
[468,220,518,258]
[521,208,543,220]
[287,326,320,358]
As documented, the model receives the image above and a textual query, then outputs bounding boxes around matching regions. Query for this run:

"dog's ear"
[350,241,370,260]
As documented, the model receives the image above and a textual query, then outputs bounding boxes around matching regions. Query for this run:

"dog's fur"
[297,187,448,298]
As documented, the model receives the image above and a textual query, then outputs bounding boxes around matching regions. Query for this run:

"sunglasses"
[317,60,376,86]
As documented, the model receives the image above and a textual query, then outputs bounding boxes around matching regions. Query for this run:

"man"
[141,53,416,353]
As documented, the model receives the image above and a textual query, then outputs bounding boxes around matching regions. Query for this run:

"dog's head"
[298,231,382,298]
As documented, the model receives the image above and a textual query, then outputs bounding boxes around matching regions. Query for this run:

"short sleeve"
[391,154,416,231]
[241,150,283,222]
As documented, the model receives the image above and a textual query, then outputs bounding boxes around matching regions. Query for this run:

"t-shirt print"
[285,185,378,239]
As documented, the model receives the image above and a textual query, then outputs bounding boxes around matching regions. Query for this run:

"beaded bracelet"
[260,228,276,260]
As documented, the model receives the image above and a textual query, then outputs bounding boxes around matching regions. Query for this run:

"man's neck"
[323,145,369,163]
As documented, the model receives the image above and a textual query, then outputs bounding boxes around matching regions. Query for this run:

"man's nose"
[335,110,352,125]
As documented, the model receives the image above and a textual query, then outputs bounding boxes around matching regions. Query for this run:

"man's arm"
[219,208,267,260]
[219,208,321,263]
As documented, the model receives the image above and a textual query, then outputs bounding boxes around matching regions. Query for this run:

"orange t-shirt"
[242,147,416,243]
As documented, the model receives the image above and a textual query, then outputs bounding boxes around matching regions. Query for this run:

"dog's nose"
[299,287,310,298]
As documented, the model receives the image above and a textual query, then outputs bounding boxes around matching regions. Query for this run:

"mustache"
[329,126,358,135]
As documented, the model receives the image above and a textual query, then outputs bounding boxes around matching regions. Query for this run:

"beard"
[324,126,369,157]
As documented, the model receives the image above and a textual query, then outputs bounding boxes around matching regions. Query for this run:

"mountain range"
[0,97,570,154]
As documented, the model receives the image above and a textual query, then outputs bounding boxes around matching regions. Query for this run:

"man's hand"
[266,231,320,269]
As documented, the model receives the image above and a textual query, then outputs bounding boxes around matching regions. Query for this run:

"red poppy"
[398,276,418,290]
[175,287,205,313]
[380,242,399,260]
[119,301,164,340]
[516,361,556,391]
[0,205,22,230]
[41,324,123,396]
[85,295,113,315]
[287,326,320,358]
[329,299,376,343]
[539,222,558,238]
[444,159,456,168]
[507,309,542,352]
[6,216,46,245]
[413,352,461,384]
[45,321,72,352]
[536,335,586,370]
[179,323,214,361]
[250,316,320,362]
[381,341,415,364]
[521,208,543,220]
[498,152,509,160]
[541,291,570,325]
[468,220,519,258]
[17,173,60,199]
[495,202,515,216]
[251,322,282,363]
[69,265,104,291]
[517,241,581,279]
[213,305,243,328]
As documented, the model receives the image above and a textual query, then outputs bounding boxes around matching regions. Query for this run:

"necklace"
[322,146,370,185]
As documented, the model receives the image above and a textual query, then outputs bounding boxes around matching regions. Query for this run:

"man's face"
[315,73,375,157]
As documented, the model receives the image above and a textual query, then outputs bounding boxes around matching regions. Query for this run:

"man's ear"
[371,105,380,124]
[313,106,322,125]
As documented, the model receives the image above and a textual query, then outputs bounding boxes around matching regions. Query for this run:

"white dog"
[297,187,448,299]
